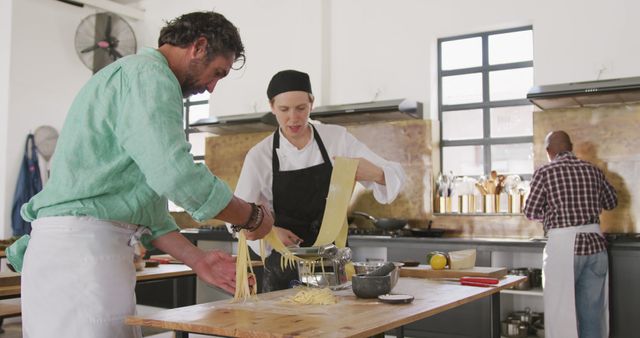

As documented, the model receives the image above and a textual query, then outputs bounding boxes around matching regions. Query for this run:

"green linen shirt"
[21,48,233,247]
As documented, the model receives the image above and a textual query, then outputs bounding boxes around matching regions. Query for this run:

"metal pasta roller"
[289,244,352,290]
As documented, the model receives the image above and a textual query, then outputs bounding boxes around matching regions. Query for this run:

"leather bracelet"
[247,205,265,232]
[231,203,261,232]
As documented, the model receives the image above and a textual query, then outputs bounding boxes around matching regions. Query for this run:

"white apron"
[21,216,147,338]
[543,223,609,338]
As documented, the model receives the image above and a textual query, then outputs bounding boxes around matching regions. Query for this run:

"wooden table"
[0,264,195,300]
[126,275,526,338]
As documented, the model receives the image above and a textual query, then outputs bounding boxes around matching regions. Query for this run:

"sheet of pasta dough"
[312,157,358,248]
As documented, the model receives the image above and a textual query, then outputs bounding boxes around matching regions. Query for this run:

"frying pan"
[351,211,407,231]
[409,220,445,237]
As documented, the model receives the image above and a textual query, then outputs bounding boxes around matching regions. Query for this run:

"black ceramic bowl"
[351,274,392,298]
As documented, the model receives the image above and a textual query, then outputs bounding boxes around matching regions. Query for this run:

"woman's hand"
[274,226,303,247]
[355,158,386,185]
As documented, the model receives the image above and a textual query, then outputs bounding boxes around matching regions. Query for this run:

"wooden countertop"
[135,264,195,282]
[0,264,195,299]
[126,275,526,337]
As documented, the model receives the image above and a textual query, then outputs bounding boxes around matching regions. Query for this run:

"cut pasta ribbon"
[233,157,359,302]
[283,287,337,305]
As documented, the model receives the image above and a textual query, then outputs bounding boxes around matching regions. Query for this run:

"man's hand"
[152,232,250,295]
[192,249,237,294]
[355,158,385,185]
[274,226,303,247]
[245,204,274,240]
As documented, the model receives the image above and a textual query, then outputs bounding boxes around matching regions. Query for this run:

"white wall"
[1,0,94,237]
[138,0,324,116]
[0,0,13,238]
[329,0,640,116]
[2,0,639,237]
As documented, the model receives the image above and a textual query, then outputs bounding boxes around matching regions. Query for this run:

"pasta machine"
[289,244,352,290]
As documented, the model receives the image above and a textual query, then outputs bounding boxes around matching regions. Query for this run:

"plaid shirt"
[524,152,617,255]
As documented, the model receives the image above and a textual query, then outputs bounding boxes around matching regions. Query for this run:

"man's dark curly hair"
[158,11,245,69]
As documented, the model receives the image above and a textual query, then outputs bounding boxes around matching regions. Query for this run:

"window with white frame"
[438,26,534,177]
[169,93,212,212]
[183,92,213,161]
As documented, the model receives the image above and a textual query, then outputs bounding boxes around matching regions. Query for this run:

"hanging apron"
[543,223,609,338]
[262,125,333,292]
[11,134,43,236]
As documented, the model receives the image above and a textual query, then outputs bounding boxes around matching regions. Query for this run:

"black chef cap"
[267,70,312,100]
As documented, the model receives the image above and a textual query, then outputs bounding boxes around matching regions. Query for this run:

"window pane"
[441,37,482,70]
[188,132,215,157]
[188,103,210,124]
[489,30,533,65]
[189,92,211,102]
[491,143,533,174]
[442,109,483,140]
[490,106,533,138]
[489,67,533,101]
[443,145,484,176]
[442,73,483,105]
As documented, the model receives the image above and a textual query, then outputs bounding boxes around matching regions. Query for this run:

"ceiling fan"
[74,12,137,73]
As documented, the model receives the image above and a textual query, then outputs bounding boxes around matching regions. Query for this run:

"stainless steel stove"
[348,227,412,237]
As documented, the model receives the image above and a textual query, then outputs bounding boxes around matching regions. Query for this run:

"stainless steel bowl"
[352,261,402,289]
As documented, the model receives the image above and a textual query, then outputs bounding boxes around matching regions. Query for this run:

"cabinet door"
[609,248,640,338]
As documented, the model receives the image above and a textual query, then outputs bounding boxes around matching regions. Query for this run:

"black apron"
[262,125,333,292]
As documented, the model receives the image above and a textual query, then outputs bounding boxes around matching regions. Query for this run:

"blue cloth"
[11,134,42,236]
[574,250,608,338]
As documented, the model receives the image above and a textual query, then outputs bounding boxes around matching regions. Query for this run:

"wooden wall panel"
[533,103,640,233]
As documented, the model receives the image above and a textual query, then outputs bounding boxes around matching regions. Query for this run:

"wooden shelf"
[500,287,543,297]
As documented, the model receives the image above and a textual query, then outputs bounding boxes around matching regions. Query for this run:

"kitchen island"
[126,275,526,338]
[180,228,640,337]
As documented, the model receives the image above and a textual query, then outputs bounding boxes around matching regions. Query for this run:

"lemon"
[430,253,447,270]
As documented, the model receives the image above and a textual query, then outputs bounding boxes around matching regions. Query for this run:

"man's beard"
[181,60,206,98]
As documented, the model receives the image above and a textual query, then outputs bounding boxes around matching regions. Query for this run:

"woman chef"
[233,70,406,291]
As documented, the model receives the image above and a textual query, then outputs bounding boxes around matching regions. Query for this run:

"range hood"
[190,99,422,135]
[527,76,640,110]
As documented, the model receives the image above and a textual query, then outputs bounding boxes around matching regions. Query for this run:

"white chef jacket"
[233,123,406,255]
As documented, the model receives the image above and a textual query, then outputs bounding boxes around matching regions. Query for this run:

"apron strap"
[271,124,332,173]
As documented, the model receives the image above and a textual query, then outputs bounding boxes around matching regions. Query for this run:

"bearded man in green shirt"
[13,11,273,338]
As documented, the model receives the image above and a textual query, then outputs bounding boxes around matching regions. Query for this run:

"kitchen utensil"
[436,276,500,287]
[353,261,401,288]
[501,319,528,338]
[408,220,445,237]
[529,268,542,288]
[351,211,407,231]
[378,294,414,304]
[351,274,391,298]
[461,276,499,285]
[291,245,352,289]
[508,268,532,290]
[533,320,545,337]
[366,261,396,277]
[510,307,533,324]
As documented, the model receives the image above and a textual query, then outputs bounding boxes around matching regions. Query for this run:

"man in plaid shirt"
[524,130,617,338]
